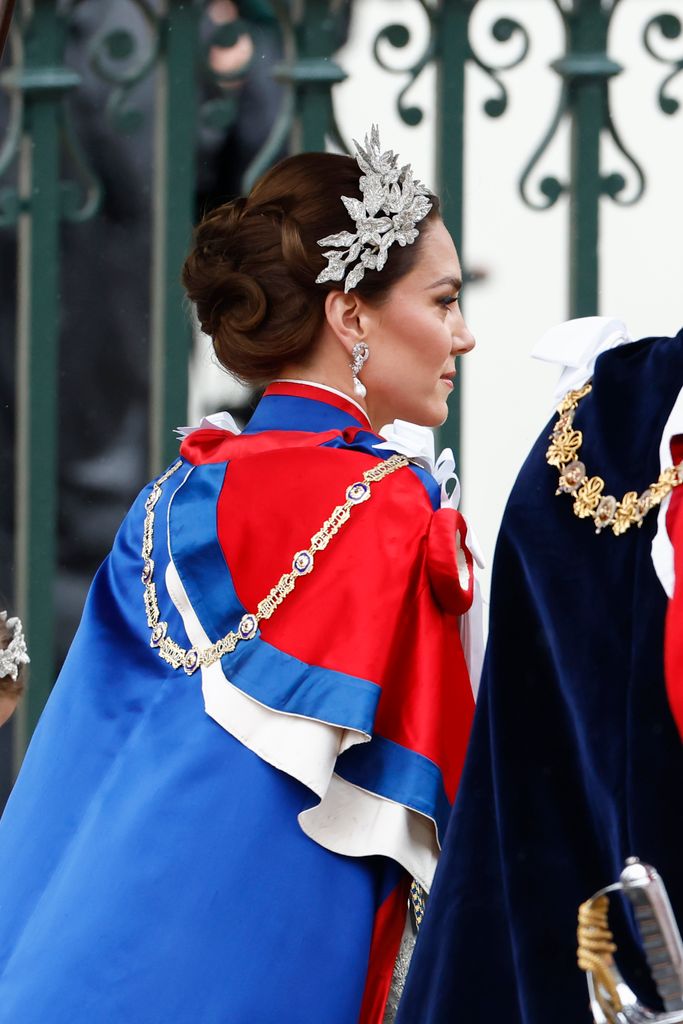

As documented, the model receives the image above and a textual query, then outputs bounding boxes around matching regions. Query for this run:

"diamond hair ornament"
[0,611,30,683]
[315,125,433,293]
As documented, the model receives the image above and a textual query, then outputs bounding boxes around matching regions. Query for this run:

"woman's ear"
[324,289,370,356]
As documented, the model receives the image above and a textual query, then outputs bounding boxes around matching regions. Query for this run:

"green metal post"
[150,0,199,474]
[5,1,79,755]
[435,0,474,468]
[294,0,346,151]
[271,0,347,155]
[553,2,621,318]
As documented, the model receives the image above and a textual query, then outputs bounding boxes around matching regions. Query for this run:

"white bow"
[175,411,242,438]
[374,419,486,570]
[433,447,461,511]
[374,419,461,510]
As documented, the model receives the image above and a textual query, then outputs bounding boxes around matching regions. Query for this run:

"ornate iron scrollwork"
[0,1,106,226]
[644,12,683,117]
[371,0,436,127]
[469,14,530,119]
[243,0,350,188]
[85,0,160,135]
[469,0,682,212]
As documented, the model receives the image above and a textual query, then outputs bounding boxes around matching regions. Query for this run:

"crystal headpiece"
[315,125,433,293]
[0,611,30,683]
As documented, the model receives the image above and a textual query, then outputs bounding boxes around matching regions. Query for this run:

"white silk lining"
[165,558,441,891]
[460,572,485,701]
[454,530,471,592]
[299,776,439,892]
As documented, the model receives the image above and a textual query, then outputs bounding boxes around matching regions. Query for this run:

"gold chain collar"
[546,382,683,536]
[141,454,409,675]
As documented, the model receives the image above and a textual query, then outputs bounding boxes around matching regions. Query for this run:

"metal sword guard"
[579,858,683,1024]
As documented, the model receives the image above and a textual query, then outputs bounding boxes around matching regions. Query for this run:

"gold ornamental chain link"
[547,383,683,536]
[141,454,409,675]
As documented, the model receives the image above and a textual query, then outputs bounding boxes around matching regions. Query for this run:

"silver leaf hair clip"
[315,124,433,293]
[0,610,30,683]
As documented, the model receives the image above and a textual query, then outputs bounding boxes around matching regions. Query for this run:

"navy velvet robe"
[397,331,683,1024]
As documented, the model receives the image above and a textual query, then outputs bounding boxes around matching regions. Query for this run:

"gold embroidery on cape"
[142,454,409,675]
[547,383,683,536]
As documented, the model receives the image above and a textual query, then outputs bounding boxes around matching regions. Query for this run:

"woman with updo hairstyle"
[0,129,479,1024]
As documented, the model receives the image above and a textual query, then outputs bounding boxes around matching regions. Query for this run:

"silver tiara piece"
[315,125,433,293]
[0,610,30,683]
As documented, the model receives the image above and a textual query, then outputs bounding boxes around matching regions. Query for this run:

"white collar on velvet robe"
[531,316,683,598]
[532,315,633,407]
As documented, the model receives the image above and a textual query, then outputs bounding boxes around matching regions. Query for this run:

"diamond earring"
[350,342,369,398]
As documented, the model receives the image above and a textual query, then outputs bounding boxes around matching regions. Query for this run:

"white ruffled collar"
[531,316,632,407]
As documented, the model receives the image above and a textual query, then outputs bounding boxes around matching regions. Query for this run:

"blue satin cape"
[0,389,414,1024]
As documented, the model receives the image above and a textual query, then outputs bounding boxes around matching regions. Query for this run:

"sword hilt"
[620,858,683,1013]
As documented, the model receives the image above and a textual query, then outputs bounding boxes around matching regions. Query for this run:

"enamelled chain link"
[141,454,409,675]
[546,383,683,536]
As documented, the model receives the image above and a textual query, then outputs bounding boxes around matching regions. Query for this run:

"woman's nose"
[453,313,475,354]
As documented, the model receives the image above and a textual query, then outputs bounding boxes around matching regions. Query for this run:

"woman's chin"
[423,399,450,429]
[405,401,448,429]
[375,395,448,430]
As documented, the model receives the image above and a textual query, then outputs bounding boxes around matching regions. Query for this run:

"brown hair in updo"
[182,152,441,386]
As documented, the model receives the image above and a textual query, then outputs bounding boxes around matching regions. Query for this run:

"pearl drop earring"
[350,342,369,398]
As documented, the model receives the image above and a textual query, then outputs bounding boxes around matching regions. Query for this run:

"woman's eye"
[439,295,459,308]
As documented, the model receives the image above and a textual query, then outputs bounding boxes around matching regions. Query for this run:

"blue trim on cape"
[243,392,364,434]
[336,735,451,844]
